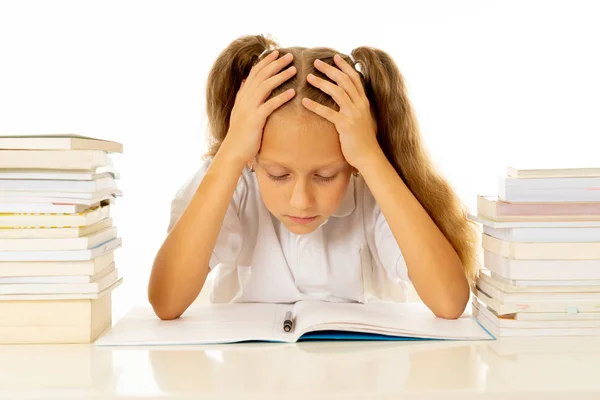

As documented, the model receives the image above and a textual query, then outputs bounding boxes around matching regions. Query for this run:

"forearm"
[358,150,469,319]
[148,142,247,319]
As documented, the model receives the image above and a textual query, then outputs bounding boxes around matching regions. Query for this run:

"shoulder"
[168,155,253,232]
[171,155,252,203]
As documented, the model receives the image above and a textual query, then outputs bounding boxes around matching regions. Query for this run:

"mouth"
[287,215,318,225]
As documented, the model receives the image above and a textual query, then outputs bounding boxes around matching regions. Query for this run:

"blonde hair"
[204,34,479,285]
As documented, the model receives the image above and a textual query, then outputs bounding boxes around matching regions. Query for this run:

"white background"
[1,0,599,321]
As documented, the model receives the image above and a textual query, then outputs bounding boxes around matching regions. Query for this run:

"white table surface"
[1,336,600,399]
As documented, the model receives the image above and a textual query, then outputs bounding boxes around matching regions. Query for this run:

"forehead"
[260,108,346,169]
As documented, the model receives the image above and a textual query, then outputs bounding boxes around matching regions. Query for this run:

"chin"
[286,224,317,235]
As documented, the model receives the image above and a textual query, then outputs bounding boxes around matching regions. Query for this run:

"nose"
[289,178,314,211]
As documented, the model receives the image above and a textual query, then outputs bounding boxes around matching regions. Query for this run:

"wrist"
[217,137,253,168]
[354,147,388,176]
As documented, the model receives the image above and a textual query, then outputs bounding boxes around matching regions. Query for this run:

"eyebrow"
[257,157,345,173]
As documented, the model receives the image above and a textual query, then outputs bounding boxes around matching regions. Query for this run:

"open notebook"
[95,301,494,346]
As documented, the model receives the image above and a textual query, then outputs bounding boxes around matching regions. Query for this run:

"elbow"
[432,288,470,320]
[152,304,183,321]
[433,304,467,320]
[148,287,184,321]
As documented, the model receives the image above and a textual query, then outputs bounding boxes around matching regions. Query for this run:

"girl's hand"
[301,54,380,171]
[222,50,297,164]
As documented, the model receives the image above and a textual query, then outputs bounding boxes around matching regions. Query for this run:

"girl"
[148,34,478,321]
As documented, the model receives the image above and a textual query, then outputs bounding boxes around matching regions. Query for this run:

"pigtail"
[352,46,479,286]
[205,34,279,157]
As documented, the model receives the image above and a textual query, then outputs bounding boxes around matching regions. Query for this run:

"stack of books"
[0,134,123,344]
[469,166,600,337]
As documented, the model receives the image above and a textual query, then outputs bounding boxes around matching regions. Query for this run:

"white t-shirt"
[168,157,410,304]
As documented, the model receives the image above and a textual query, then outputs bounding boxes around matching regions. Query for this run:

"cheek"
[322,180,350,210]
[255,177,286,210]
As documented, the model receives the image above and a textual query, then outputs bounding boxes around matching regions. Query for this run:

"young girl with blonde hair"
[148,34,478,321]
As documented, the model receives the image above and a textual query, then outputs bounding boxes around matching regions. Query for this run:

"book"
[0,134,122,153]
[472,300,600,336]
[0,289,113,344]
[0,199,111,214]
[0,278,121,300]
[0,267,118,295]
[0,251,113,277]
[483,224,600,243]
[473,298,600,328]
[483,250,600,280]
[477,277,600,302]
[477,195,600,222]
[0,237,121,261]
[0,176,118,193]
[0,262,115,284]
[0,150,110,170]
[503,176,600,190]
[481,234,600,260]
[0,217,112,239]
[0,226,117,251]
[507,166,600,179]
[509,310,600,321]
[478,271,600,294]
[468,213,600,228]
[0,188,121,200]
[94,301,495,346]
[0,204,110,228]
[473,286,600,314]
[0,167,119,180]
[0,193,118,206]
[499,176,600,203]
[490,272,600,288]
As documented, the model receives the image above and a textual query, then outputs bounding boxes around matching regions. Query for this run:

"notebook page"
[292,301,493,340]
[96,303,288,346]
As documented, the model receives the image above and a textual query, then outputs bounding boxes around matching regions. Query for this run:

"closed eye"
[266,174,338,182]
[267,174,289,182]
[316,174,337,182]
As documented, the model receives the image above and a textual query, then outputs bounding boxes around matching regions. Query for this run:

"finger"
[235,79,246,101]
[332,54,367,99]
[261,88,296,116]
[314,58,362,105]
[306,73,352,110]
[301,97,342,125]
[259,65,296,102]
[249,50,279,78]
[256,52,294,82]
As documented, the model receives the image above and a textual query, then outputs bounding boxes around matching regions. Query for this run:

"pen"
[283,311,294,332]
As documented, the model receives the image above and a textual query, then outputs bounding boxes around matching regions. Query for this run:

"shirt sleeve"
[363,182,410,284]
[167,157,246,269]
